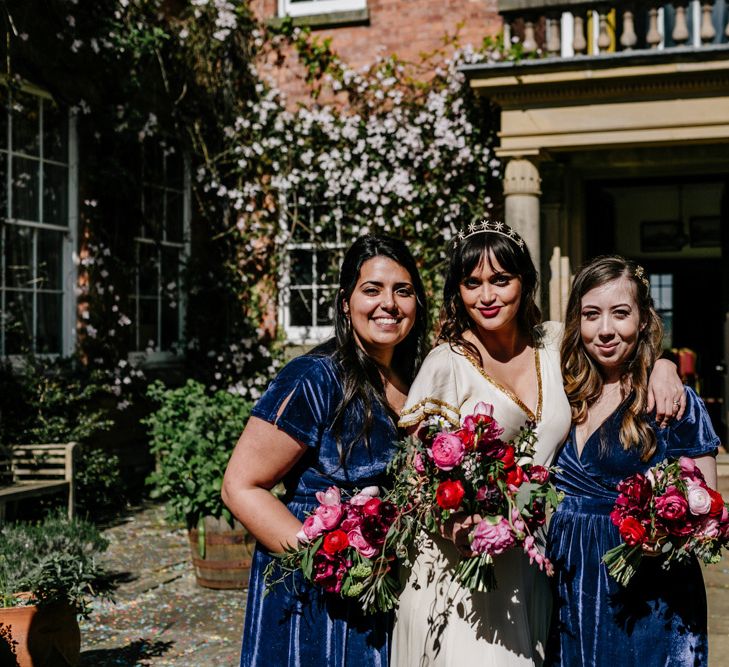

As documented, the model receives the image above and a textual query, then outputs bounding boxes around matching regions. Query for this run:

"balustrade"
[502,0,729,57]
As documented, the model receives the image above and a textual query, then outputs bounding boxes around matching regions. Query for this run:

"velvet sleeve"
[665,387,720,459]
[250,355,337,449]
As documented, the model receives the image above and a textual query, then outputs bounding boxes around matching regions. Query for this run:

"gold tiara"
[453,219,526,250]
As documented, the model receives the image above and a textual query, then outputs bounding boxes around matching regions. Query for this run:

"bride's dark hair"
[438,232,541,362]
[313,234,428,462]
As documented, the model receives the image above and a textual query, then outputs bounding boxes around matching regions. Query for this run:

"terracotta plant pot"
[0,597,80,667]
[188,516,256,590]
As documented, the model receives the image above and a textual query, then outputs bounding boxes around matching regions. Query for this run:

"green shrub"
[0,512,113,617]
[75,447,127,520]
[144,380,252,530]
[0,357,114,446]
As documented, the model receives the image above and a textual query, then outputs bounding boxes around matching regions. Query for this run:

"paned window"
[650,272,673,348]
[280,198,344,344]
[131,143,189,354]
[278,0,366,18]
[0,86,76,355]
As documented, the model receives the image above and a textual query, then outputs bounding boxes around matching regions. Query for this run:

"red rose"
[363,497,382,516]
[456,427,475,450]
[322,529,349,554]
[506,465,526,488]
[618,516,647,546]
[708,488,726,517]
[499,445,516,470]
[436,479,465,510]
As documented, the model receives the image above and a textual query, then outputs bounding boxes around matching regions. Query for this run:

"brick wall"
[250,0,503,102]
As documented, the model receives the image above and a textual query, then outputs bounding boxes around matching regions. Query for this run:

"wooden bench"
[0,443,78,521]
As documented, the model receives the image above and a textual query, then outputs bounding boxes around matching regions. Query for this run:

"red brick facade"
[250,0,503,101]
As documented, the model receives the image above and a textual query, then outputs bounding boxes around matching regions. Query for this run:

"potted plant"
[0,512,113,667]
[144,379,256,589]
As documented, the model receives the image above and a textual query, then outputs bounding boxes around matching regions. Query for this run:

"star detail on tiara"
[452,219,527,252]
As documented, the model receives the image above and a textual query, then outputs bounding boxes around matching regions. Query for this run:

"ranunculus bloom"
[347,527,378,558]
[315,503,344,530]
[429,432,465,471]
[362,497,382,516]
[506,464,526,489]
[655,486,688,521]
[470,516,516,555]
[315,486,342,506]
[436,479,465,510]
[499,445,516,470]
[618,516,647,546]
[686,482,712,516]
[322,529,349,554]
[299,513,325,541]
[708,488,725,517]
[528,465,549,484]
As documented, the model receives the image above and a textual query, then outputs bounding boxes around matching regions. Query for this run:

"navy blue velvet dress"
[240,352,397,667]
[546,388,719,667]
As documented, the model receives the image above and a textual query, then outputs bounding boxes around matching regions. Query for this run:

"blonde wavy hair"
[560,256,664,461]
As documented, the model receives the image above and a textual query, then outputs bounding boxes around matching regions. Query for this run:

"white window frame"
[0,82,77,357]
[130,146,190,361]
[279,196,343,345]
[278,0,366,18]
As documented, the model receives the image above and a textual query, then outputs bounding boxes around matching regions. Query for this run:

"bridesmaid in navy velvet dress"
[546,256,719,667]
[222,235,428,667]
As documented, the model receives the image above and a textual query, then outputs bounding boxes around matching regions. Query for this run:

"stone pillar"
[503,157,542,269]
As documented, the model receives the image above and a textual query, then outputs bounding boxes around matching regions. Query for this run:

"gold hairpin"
[634,265,650,289]
[452,219,526,251]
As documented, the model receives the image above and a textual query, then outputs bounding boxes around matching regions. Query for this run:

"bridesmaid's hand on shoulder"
[647,358,686,427]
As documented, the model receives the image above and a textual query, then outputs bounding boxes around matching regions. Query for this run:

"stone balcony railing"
[501,0,729,57]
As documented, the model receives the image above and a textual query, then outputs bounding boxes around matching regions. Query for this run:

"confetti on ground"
[79,503,245,666]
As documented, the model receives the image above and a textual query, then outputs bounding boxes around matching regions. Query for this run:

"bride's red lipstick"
[478,306,502,318]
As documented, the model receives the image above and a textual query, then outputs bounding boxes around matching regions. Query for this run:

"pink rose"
[470,516,516,556]
[655,486,688,521]
[315,486,342,506]
[413,452,426,474]
[350,486,380,506]
[347,527,378,558]
[315,503,344,530]
[298,513,325,542]
[686,482,712,516]
[428,432,465,471]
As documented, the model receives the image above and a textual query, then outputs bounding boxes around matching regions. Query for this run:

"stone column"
[503,157,542,269]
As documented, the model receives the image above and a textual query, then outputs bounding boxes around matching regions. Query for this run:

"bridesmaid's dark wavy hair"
[438,232,541,361]
[313,234,428,463]
[561,255,663,461]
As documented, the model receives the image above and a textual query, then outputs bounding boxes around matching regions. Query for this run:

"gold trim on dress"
[398,398,461,428]
[459,346,543,423]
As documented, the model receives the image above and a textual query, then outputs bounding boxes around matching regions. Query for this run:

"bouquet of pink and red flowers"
[603,456,729,586]
[264,485,407,613]
[389,401,561,592]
